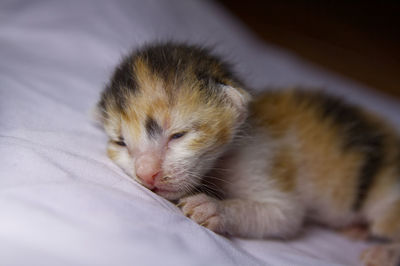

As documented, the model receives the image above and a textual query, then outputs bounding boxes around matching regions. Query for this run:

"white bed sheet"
[1,1,399,265]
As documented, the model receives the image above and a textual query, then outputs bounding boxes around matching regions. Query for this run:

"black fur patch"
[111,57,138,109]
[296,91,385,211]
[145,117,162,139]
[99,56,138,117]
[354,146,384,210]
[113,58,137,92]
[137,42,241,95]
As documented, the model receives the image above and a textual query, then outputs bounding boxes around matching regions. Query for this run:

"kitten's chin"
[152,187,187,200]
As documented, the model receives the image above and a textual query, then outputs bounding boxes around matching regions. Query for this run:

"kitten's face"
[97,44,249,200]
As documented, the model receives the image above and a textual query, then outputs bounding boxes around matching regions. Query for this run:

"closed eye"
[170,132,186,140]
[113,137,126,146]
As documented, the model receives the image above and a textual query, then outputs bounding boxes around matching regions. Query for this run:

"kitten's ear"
[220,84,251,123]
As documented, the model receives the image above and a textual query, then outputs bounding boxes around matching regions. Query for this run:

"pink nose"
[135,154,161,187]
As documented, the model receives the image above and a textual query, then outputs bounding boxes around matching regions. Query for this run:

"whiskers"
[160,157,234,201]
[199,179,225,200]
[188,171,226,200]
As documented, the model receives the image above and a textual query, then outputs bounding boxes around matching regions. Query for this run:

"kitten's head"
[96,43,250,200]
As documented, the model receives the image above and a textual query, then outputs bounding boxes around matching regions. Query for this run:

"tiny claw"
[200,221,209,227]
[185,210,193,218]
[176,201,185,208]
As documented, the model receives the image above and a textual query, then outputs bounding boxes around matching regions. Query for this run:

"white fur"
[180,130,305,238]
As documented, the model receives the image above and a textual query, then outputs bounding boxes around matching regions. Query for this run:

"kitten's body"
[208,91,400,238]
[97,43,400,265]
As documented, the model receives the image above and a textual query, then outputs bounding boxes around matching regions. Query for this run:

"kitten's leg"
[361,200,400,266]
[369,200,400,241]
[178,193,304,238]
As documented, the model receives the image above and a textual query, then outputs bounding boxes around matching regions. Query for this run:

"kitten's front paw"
[178,194,223,233]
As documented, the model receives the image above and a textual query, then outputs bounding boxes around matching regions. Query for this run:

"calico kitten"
[96,42,400,266]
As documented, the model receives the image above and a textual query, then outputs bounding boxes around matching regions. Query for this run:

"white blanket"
[1,1,399,265]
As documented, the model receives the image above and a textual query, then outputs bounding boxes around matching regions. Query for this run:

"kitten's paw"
[360,244,400,266]
[178,194,222,233]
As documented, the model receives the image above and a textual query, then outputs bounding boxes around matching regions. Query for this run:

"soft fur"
[97,42,400,266]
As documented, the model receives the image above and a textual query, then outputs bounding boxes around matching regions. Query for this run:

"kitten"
[96,42,400,266]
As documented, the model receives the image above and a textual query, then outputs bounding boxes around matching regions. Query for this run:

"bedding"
[1,0,399,265]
